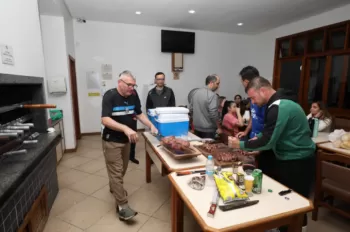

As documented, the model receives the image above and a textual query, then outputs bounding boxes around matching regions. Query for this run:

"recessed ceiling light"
[237,23,243,26]
[188,10,196,14]
[135,11,142,15]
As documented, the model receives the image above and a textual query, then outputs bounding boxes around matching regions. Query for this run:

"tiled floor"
[44,134,350,232]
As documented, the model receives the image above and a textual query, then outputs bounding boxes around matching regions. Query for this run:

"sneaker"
[117,206,138,221]
[130,158,139,165]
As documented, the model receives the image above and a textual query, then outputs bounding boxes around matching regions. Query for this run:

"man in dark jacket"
[146,72,176,110]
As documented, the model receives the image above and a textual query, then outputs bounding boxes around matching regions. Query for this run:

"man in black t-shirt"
[101,70,157,221]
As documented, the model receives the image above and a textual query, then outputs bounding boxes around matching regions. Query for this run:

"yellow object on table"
[214,171,248,204]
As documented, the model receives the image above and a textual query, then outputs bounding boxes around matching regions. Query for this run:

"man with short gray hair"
[101,70,158,221]
[190,74,221,139]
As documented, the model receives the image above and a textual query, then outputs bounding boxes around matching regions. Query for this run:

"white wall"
[0,0,46,78]
[74,21,253,132]
[40,15,76,149]
[252,3,350,80]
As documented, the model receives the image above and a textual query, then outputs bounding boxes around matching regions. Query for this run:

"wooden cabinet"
[53,119,65,163]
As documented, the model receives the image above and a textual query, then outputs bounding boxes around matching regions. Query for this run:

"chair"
[312,150,350,220]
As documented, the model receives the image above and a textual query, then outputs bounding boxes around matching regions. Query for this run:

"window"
[327,56,345,107]
[292,37,305,56]
[307,57,326,104]
[273,20,350,118]
[329,30,346,50]
[280,40,290,58]
[279,60,302,98]
[308,32,324,53]
[344,57,350,109]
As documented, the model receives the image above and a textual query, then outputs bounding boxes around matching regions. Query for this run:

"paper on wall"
[86,71,100,90]
[102,64,113,80]
[86,71,102,97]
[1,45,14,65]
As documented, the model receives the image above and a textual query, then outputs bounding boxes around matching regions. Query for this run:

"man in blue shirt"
[237,66,275,177]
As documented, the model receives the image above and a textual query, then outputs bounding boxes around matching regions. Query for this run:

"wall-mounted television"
[161,30,195,54]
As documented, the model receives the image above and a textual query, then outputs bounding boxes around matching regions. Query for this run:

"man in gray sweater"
[190,74,221,139]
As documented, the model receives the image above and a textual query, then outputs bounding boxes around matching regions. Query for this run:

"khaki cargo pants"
[102,141,131,206]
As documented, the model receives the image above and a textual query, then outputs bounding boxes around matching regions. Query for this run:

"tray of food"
[193,142,228,155]
[160,136,201,160]
[212,149,256,166]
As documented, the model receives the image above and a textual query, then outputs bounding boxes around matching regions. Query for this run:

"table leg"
[171,185,184,232]
[146,150,152,183]
[287,214,304,232]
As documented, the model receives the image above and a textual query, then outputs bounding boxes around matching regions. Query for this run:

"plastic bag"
[329,129,346,142]
[214,171,248,204]
[49,109,63,120]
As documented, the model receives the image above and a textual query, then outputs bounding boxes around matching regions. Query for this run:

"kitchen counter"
[0,131,61,206]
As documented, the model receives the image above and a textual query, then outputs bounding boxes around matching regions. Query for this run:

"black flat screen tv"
[161,30,195,54]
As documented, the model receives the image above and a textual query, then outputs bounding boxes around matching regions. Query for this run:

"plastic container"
[312,118,319,138]
[206,155,215,187]
[155,118,189,137]
[148,109,157,116]
[148,112,158,129]
[155,107,189,115]
[157,114,189,121]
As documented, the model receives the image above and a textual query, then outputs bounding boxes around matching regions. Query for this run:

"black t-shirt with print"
[102,88,142,143]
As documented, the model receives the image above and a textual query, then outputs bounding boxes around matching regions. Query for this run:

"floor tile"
[78,139,103,149]
[94,167,109,178]
[60,156,92,168]
[128,187,169,216]
[86,210,149,232]
[138,217,171,232]
[92,184,140,204]
[56,165,71,174]
[50,188,87,217]
[152,198,171,222]
[57,196,112,230]
[77,149,104,159]
[124,169,149,187]
[67,174,109,195]
[141,176,171,197]
[74,159,106,174]
[43,217,83,232]
[60,153,79,162]
[58,169,90,189]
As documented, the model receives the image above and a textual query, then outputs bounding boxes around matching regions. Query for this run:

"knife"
[219,200,259,211]
[176,170,206,176]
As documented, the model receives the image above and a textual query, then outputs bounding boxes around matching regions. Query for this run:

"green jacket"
[240,93,315,160]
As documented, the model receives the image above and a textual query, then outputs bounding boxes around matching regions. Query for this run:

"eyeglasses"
[121,79,138,89]
[156,78,165,81]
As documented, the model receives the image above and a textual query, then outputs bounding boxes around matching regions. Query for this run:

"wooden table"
[142,132,208,183]
[169,168,313,232]
[317,142,350,157]
[312,132,330,145]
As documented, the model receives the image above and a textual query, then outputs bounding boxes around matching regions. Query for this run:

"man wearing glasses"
[101,70,158,221]
[146,72,176,111]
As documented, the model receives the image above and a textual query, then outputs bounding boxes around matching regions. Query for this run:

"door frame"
[69,55,82,140]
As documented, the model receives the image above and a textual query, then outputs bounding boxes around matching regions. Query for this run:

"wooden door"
[69,56,81,140]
